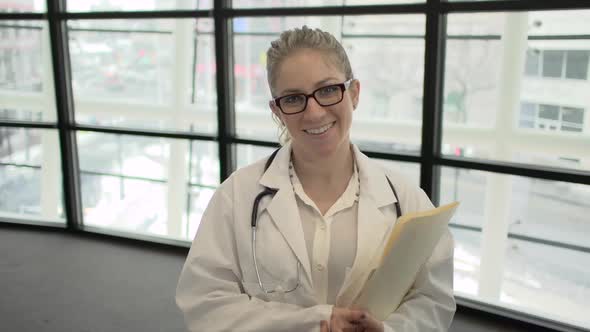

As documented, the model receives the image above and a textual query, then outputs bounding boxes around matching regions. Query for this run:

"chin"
[306,139,346,158]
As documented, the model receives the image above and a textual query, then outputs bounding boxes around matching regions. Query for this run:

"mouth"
[303,122,335,135]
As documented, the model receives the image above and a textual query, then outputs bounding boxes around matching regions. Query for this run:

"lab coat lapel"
[259,144,313,287]
[337,146,398,304]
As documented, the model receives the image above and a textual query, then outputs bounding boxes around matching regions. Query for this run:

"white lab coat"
[176,143,456,332]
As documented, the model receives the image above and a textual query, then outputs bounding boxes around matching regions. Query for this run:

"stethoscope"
[250,148,402,294]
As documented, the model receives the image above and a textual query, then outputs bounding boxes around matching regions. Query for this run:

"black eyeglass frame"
[271,79,354,115]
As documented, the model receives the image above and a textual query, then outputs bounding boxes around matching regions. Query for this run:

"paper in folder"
[337,201,459,321]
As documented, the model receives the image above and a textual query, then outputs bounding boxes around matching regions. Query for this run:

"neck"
[291,142,354,187]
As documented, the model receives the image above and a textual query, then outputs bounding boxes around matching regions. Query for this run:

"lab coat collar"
[352,144,398,208]
[259,142,398,208]
[258,142,292,190]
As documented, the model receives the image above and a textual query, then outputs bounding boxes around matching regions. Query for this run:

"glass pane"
[0,127,64,222]
[66,0,211,11]
[69,19,216,134]
[451,227,481,297]
[542,50,564,78]
[441,166,590,330]
[78,131,219,241]
[565,50,589,80]
[375,159,420,188]
[518,102,535,128]
[0,21,57,122]
[187,185,215,240]
[561,107,584,132]
[236,144,276,170]
[188,139,219,187]
[503,239,590,329]
[234,15,424,155]
[0,1,45,12]
[508,178,590,249]
[233,0,424,8]
[440,167,486,229]
[524,49,540,77]
[0,21,43,92]
[562,107,584,123]
[538,104,559,120]
[443,11,590,172]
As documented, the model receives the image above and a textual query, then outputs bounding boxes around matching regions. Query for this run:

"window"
[232,0,425,8]
[566,50,590,80]
[68,18,217,134]
[234,15,425,154]
[0,21,56,122]
[524,49,541,76]
[65,0,211,11]
[519,102,536,128]
[524,49,590,81]
[78,131,219,240]
[0,127,64,222]
[538,104,559,120]
[0,1,45,12]
[561,107,585,132]
[441,167,590,323]
[519,102,585,134]
[542,50,565,78]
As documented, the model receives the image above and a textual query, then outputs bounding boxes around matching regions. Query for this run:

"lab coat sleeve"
[382,229,456,332]
[176,177,332,332]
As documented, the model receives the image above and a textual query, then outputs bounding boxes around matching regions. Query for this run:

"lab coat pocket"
[242,240,300,303]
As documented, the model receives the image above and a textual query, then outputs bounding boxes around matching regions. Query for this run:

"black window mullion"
[47,0,83,230]
[214,0,236,182]
[420,0,446,205]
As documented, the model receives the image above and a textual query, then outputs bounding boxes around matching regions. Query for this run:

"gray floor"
[0,226,552,332]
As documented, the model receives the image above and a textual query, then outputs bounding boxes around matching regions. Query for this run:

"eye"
[281,95,305,105]
[317,85,339,96]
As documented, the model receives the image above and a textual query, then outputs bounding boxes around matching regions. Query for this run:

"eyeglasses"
[272,79,353,115]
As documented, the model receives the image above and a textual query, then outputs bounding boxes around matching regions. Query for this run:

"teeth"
[305,122,334,135]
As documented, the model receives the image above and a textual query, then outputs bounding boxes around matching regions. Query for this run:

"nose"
[304,96,327,118]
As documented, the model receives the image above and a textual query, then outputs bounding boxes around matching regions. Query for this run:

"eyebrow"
[279,77,341,96]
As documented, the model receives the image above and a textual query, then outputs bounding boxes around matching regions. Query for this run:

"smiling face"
[269,49,360,161]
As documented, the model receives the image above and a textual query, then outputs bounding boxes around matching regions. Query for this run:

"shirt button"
[319,224,326,231]
[316,264,324,271]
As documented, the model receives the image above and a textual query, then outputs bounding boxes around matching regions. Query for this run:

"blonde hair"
[266,25,354,145]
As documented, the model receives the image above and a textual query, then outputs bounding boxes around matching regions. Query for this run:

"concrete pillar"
[478,12,529,301]
[165,16,192,238]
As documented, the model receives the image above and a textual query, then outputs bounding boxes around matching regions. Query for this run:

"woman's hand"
[319,307,384,332]
[352,310,384,332]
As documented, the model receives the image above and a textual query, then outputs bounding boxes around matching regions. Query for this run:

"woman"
[176,26,456,332]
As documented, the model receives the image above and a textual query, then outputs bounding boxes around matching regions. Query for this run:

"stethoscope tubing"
[251,187,300,294]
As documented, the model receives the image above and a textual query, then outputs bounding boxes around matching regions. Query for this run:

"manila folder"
[350,201,459,321]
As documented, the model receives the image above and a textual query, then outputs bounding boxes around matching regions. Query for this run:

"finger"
[320,320,329,332]
[355,312,384,332]
[343,326,363,332]
[332,318,360,332]
[346,309,367,324]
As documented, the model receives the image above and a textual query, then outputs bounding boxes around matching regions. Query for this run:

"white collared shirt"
[289,158,360,304]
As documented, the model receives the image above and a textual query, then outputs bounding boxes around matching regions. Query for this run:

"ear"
[350,79,360,110]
